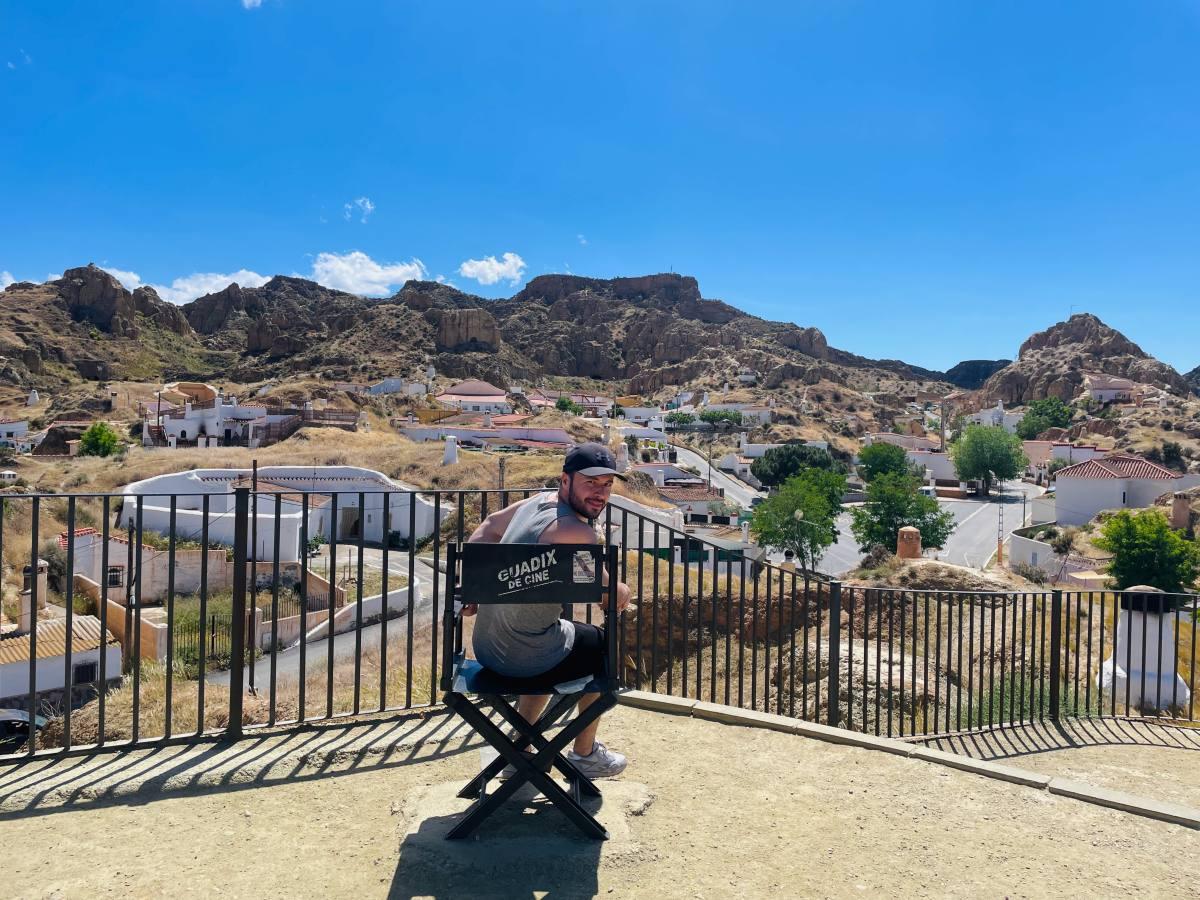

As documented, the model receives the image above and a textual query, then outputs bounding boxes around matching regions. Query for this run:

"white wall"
[1030,496,1056,525]
[303,578,422,642]
[1009,533,1055,574]
[906,450,957,481]
[0,645,120,701]
[1053,476,1127,525]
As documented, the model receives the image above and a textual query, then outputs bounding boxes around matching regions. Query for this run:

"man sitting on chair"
[466,442,632,778]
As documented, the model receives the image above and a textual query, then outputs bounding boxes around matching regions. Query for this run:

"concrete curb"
[618,690,1200,829]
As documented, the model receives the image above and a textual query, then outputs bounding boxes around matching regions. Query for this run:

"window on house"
[107,566,124,587]
[73,661,99,684]
[367,513,372,524]
[1121,491,1126,505]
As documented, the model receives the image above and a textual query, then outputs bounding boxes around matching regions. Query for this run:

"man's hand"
[598,581,632,613]
[462,603,478,617]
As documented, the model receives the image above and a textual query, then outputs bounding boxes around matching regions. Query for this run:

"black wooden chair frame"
[440,542,621,840]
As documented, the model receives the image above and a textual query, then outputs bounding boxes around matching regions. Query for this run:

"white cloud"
[21,49,31,64]
[5,62,13,70]
[577,234,588,246]
[311,251,425,296]
[100,266,145,290]
[434,274,458,288]
[457,251,526,286]
[343,196,375,223]
[241,0,263,8]
[152,269,270,303]
[1,271,14,289]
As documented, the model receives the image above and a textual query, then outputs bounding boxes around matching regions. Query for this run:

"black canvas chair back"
[440,541,620,840]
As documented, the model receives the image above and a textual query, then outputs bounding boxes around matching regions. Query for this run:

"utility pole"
[249,458,258,693]
[498,456,506,490]
[996,478,1005,565]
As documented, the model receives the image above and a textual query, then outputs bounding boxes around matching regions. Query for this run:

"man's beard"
[564,475,596,520]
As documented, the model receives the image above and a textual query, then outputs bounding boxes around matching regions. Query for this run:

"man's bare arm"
[539,517,631,612]
[467,498,529,543]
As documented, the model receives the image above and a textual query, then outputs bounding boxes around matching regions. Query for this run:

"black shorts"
[535,621,606,685]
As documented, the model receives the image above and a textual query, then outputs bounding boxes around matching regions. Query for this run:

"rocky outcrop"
[55,264,191,338]
[428,308,501,353]
[943,359,1010,390]
[777,326,829,360]
[1187,366,1200,395]
[981,313,1190,404]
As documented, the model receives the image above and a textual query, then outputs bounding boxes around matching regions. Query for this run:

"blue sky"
[2,1,1199,373]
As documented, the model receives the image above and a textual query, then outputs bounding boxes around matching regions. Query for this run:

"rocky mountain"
[0,265,225,396]
[1186,365,1200,394]
[980,313,1191,404]
[942,359,1010,391]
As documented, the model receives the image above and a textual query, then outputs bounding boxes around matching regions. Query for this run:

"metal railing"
[1,486,1197,763]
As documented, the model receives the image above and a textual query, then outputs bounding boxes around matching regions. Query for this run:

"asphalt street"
[669,442,766,508]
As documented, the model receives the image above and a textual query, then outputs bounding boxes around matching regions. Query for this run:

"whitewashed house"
[367,377,426,397]
[718,436,828,482]
[966,401,1023,433]
[906,449,958,482]
[526,389,614,416]
[435,379,511,414]
[1051,455,1200,526]
[0,418,29,448]
[0,615,122,708]
[621,406,662,426]
[118,466,445,559]
[142,382,299,448]
[863,432,940,451]
[1086,374,1136,405]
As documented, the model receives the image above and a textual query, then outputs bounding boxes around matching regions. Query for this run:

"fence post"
[827,580,842,728]
[1048,589,1063,722]
[227,486,251,740]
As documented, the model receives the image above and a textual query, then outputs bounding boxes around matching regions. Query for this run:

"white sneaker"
[566,741,627,778]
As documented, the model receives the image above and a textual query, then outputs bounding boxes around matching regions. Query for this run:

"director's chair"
[440,541,620,840]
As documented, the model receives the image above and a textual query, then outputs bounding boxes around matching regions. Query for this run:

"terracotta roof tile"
[1056,454,1179,481]
[0,615,116,666]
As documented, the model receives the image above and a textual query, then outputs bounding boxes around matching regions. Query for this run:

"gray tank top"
[471,492,584,677]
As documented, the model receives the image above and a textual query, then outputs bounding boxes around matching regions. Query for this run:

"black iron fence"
[0,485,1196,763]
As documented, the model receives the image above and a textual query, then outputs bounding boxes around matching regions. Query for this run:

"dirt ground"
[2,705,1198,899]
[921,717,1200,808]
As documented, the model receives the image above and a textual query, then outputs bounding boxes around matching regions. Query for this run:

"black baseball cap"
[563,442,625,478]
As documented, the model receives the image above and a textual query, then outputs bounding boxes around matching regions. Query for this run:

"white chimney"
[26,389,39,406]
[483,411,492,427]
[741,521,750,543]
[443,435,458,465]
[616,442,630,472]
[651,468,666,486]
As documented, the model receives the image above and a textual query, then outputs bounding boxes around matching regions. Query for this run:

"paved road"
[669,442,765,509]
[766,482,1042,576]
[209,551,444,690]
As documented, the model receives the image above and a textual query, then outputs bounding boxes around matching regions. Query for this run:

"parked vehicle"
[0,709,48,752]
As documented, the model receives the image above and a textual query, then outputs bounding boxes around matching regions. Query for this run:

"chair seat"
[451,656,612,695]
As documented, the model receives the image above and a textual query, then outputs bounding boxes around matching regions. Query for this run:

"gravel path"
[2,706,1197,898]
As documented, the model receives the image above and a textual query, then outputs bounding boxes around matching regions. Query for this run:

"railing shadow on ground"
[0,708,480,822]
[917,716,1200,761]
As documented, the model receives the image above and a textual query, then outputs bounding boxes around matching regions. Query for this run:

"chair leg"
[444,692,614,840]
[486,694,606,798]
[456,693,580,800]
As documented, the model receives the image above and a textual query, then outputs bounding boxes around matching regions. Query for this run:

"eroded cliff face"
[981,313,1190,404]
[56,264,192,339]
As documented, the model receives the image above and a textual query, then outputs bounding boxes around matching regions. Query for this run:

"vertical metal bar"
[966,592,975,730]
[886,590,895,737]
[922,593,930,735]
[762,564,772,712]
[955,593,964,731]
[406,492,417,708]
[197,494,209,734]
[1039,591,1047,720]
[978,591,987,728]
[1190,595,1197,722]
[1124,591,1133,714]
[1020,593,1029,723]
[997,595,1006,727]
[723,547,731,706]
[227,487,251,740]
[1155,596,1165,715]
[353,492,366,715]
[98,496,110,745]
[874,588,883,735]
[165,496,176,739]
[637,514,646,691]
[249,464,257,696]
[268,495,281,725]
[898,588,906,737]
[827,581,841,728]
[327,494,338,719]
[26,496,39,755]
[776,565,785,715]
[62,497,76,751]
[847,585,856,731]
[1100,590,1111,718]
[682,536,690,699]
[794,572,803,719]
[666,532,675,696]
[812,575,821,722]
[652,522,661,693]
[706,542,715,703]
[737,552,746,708]
[1074,593,1083,715]
[132,496,144,744]
[750,558,760,710]
[933,593,941,735]
[298,493,309,722]
[1048,590,1063,722]
[430,492,441,704]
[379,494,390,712]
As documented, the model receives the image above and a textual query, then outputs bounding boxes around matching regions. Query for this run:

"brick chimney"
[1171,492,1191,531]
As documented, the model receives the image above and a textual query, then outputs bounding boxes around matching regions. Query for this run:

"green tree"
[1016,397,1073,439]
[750,469,846,573]
[857,442,910,482]
[78,421,121,458]
[664,411,695,426]
[951,425,1027,496]
[699,409,743,426]
[750,444,839,487]
[1094,509,1200,592]
[849,472,956,553]
[555,396,583,414]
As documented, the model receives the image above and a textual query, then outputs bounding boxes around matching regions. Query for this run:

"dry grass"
[39,637,436,749]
